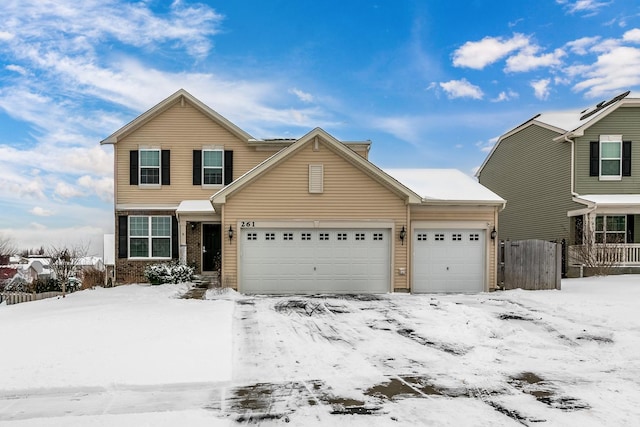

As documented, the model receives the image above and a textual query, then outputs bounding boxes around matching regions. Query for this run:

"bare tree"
[570,221,617,276]
[0,233,16,257]
[46,243,89,296]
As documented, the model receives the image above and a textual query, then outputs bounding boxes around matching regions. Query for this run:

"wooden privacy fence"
[0,291,63,305]
[500,240,562,290]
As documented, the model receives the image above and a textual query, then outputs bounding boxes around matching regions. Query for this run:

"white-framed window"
[452,234,462,241]
[140,149,160,185]
[355,233,365,241]
[600,135,622,180]
[129,216,171,258]
[203,149,224,185]
[595,215,626,243]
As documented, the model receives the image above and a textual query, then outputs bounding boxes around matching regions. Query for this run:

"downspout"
[565,134,579,197]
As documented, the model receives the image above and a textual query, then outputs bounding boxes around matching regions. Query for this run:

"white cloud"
[0,31,14,41]
[30,206,54,217]
[623,28,640,43]
[55,182,83,199]
[557,0,609,15]
[476,137,498,153]
[566,36,601,55]
[290,88,314,103]
[505,47,565,72]
[77,175,114,203]
[491,90,519,102]
[531,79,552,100]
[572,46,640,98]
[453,34,530,69]
[439,79,484,100]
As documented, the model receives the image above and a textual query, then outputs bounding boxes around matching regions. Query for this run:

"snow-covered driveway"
[1,276,640,426]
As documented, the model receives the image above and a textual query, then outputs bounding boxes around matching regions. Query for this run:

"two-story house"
[101,89,504,293]
[477,91,640,275]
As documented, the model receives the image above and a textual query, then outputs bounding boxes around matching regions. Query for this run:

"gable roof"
[210,127,423,206]
[100,89,255,145]
[476,91,638,177]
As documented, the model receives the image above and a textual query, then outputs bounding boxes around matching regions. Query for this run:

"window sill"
[599,176,622,181]
[138,184,162,189]
[202,184,224,189]
[128,257,172,261]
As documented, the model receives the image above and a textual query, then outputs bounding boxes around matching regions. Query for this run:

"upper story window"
[600,136,622,180]
[193,149,233,186]
[140,149,160,184]
[129,149,170,186]
[590,135,630,181]
[203,149,223,185]
[129,216,172,258]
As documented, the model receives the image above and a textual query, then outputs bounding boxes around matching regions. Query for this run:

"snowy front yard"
[1,276,640,426]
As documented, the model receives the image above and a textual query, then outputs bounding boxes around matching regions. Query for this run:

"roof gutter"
[421,198,506,211]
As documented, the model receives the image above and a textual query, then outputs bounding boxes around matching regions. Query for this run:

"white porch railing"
[569,244,640,266]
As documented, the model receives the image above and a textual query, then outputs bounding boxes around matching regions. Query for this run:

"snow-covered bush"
[3,277,30,292]
[144,262,194,285]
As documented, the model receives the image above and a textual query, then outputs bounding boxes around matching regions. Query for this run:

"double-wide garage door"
[413,229,486,293]
[240,228,390,294]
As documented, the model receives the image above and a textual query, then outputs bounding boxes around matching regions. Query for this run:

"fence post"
[556,241,562,290]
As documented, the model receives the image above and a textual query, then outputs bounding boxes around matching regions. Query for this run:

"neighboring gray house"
[477,91,640,274]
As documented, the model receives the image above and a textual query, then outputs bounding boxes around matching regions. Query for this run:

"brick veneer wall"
[186,222,202,274]
[115,210,177,284]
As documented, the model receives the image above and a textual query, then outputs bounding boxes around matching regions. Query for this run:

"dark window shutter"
[193,150,202,185]
[161,150,170,185]
[589,141,599,177]
[130,151,139,185]
[171,216,179,259]
[627,214,635,243]
[622,141,631,177]
[118,216,128,258]
[224,150,233,185]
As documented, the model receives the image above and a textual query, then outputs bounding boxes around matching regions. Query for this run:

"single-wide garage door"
[240,228,390,294]
[412,229,485,293]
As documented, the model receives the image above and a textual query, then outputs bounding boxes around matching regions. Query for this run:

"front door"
[202,224,221,272]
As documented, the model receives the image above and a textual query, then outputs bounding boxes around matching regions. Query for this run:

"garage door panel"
[241,228,390,294]
[413,229,485,293]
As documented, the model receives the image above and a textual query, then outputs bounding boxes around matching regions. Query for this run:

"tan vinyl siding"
[115,101,274,205]
[222,140,409,291]
[410,205,499,288]
[575,107,640,194]
[478,124,582,242]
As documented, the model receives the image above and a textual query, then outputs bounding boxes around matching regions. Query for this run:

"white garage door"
[240,228,390,294]
[412,229,485,293]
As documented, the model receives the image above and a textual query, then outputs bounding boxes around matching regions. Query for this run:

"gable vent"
[309,164,324,193]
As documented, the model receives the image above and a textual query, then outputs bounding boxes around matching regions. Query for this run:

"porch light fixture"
[399,226,406,245]
[491,227,497,240]
[228,225,234,243]
[190,222,196,231]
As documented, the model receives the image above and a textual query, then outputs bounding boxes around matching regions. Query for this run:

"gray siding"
[576,107,640,194]
[479,124,582,242]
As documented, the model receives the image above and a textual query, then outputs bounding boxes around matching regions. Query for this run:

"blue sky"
[1,0,639,255]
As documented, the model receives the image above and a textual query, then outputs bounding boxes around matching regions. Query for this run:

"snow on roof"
[578,194,640,206]
[176,200,215,214]
[385,168,505,203]
[535,92,633,133]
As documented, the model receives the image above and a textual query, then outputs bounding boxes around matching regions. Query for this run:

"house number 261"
[241,221,255,228]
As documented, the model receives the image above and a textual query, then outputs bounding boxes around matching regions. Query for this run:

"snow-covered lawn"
[1,276,639,426]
